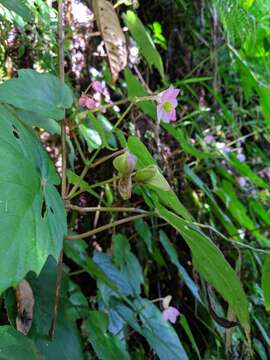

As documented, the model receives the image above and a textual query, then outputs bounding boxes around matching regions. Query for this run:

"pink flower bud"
[113,152,137,175]
[79,95,97,110]
[92,80,104,93]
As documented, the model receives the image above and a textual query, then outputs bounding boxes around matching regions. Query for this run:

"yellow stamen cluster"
[162,101,173,112]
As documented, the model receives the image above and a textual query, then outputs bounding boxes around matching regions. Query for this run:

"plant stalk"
[65,213,154,240]
[50,0,65,338]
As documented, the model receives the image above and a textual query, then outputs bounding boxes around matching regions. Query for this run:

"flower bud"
[113,151,137,175]
[135,165,171,192]
[135,165,157,182]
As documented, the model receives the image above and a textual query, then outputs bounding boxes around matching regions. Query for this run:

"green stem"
[50,0,65,339]
[73,132,87,164]
[111,103,134,133]
[89,175,122,189]
[65,213,155,240]
[75,94,157,125]
[66,204,148,214]
[66,148,101,199]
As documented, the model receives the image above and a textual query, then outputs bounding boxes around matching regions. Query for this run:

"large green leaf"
[0,326,44,360]
[157,206,250,335]
[84,311,131,360]
[112,234,144,296]
[17,110,61,135]
[0,70,73,120]
[133,298,189,360]
[123,11,164,77]
[93,251,134,297]
[28,257,85,359]
[0,105,67,293]
[64,240,118,292]
[134,219,153,253]
[0,0,32,21]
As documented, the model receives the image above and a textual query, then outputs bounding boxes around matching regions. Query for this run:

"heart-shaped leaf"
[0,105,67,293]
[0,69,73,120]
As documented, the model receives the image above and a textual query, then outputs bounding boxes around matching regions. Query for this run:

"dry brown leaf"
[118,175,132,200]
[16,279,35,335]
[93,0,127,83]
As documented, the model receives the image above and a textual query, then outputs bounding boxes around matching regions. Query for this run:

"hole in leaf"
[41,198,47,218]
[49,207,54,214]
[12,125,20,140]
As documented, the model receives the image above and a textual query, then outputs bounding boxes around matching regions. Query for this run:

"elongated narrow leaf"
[180,315,201,359]
[0,0,32,21]
[134,219,152,253]
[163,124,214,160]
[123,10,164,77]
[184,165,239,237]
[159,230,202,302]
[124,69,156,119]
[157,206,250,335]
[262,254,270,311]
[0,105,67,293]
[93,0,127,83]
[0,69,73,120]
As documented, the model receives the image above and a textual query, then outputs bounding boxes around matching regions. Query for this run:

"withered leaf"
[16,279,35,335]
[93,0,127,83]
[118,175,132,200]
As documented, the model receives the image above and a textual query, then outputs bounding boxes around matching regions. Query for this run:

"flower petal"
[79,95,88,107]
[159,85,180,103]
[170,109,177,121]
[162,306,180,324]
[157,104,165,122]
[162,111,174,123]
[85,97,97,109]
[92,80,103,93]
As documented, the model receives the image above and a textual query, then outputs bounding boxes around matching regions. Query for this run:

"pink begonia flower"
[92,80,104,94]
[79,95,97,110]
[162,306,180,324]
[156,85,180,123]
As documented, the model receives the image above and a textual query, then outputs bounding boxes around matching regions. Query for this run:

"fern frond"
[214,0,270,88]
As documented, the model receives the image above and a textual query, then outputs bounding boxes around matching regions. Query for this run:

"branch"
[66,204,148,214]
[50,0,65,339]
[65,213,154,240]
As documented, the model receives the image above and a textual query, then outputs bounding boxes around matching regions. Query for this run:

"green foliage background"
[0,0,270,359]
